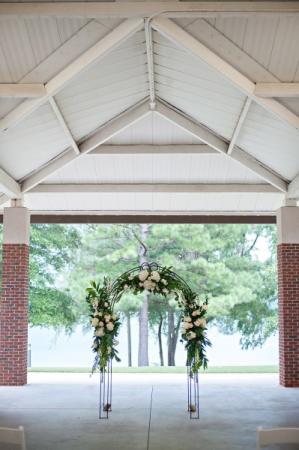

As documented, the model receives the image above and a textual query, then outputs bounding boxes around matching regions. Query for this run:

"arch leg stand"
[187,366,199,419]
[99,359,112,419]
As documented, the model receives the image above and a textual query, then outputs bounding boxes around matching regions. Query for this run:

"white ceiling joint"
[0,84,46,98]
[21,99,152,193]
[1,2,299,18]
[0,168,22,199]
[155,99,287,193]
[145,19,156,109]
[30,183,280,194]
[255,83,299,98]
[48,97,80,155]
[287,173,299,200]
[227,97,252,156]
[0,18,144,132]
[151,18,299,130]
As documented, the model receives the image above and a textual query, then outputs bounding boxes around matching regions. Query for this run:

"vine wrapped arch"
[86,262,211,419]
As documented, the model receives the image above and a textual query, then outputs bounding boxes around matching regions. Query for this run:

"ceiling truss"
[0,11,299,207]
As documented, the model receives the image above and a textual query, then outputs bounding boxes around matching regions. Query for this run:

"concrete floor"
[1,373,299,450]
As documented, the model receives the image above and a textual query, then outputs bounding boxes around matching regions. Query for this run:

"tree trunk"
[138,223,149,366]
[167,307,182,366]
[126,312,132,367]
[158,314,164,366]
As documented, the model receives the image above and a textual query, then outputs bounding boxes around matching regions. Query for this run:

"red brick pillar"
[277,206,299,387]
[0,207,30,386]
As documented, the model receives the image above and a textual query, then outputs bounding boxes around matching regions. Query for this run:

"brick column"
[277,206,299,387]
[0,207,30,386]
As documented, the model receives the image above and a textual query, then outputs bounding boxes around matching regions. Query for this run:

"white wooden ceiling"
[0,1,298,214]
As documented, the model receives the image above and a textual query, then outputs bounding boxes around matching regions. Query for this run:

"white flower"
[184,316,192,322]
[104,314,111,322]
[104,302,109,307]
[162,288,169,294]
[128,274,134,280]
[144,279,156,291]
[95,328,105,337]
[106,322,114,331]
[187,331,196,340]
[111,314,117,321]
[202,304,208,311]
[98,321,104,327]
[182,322,192,330]
[191,310,200,316]
[98,311,103,317]
[150,271,161,282]
[123,284,129,290]
[161,279,168,285]
[139,282,144,287]
[138,270,149,282]
[91,317,99,327]
[92,300,99,308]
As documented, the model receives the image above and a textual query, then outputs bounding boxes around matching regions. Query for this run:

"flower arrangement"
[86,279,121,372]
[87,263,211,374]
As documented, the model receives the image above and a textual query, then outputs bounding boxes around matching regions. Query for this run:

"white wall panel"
[0,103,70,180]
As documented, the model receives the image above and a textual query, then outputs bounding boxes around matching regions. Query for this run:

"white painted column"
[3,206,30,245]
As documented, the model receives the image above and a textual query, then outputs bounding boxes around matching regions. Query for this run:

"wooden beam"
[227,97,252,155]
[21,100,151,192]
[287,173,299,199]
[0,19,144,131]
[48,97,80,155]
[30,183,280,194]
[91,144,217,154]
[0,84,46,98]
[151,18,299,130]
[0,168,21,198]
[155,100,288,192]
[0,2,298,18]
[255,83,299,98]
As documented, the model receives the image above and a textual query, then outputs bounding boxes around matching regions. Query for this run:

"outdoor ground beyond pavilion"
[0,1,299,389]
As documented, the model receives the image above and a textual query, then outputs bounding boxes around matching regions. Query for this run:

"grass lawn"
[28,365,278,374]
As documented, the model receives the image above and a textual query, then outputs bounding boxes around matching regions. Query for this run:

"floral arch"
[86,262,211,419]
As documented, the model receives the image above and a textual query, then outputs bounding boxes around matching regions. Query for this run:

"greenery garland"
[86,264,211,373]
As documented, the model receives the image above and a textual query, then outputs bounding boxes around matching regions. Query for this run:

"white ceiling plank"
[30,183,279,194]
[0,84,46,98]
[0,168,21,198]
[227,97,252,155]
[145,20,155,107]
[255,83,299,98]
[21,99,151,193]
[48,97,80,155]
[1,2,298,18]
[151,18,299,130]
[0,18,144,132]
[91,144,216,154]
[155,99,287,192]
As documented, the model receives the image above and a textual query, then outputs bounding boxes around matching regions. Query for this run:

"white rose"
[104,302,109,307]
[184,316,192,322]
[192,310,200,316]
[128,275,134,280]
[99,321,104,327]
[161,279,168,285]
[111,314,117,321]
[123,284,129,290]
[162,288,169,294]
[91,317,99,326]
[104,314,111,322]
[199,318,207,327]
[95,328,105,337]
[150,271,161,282]
[144,279,156,291]
[182,322,191,330]
[139,282,144,287]
[106,322,114,331]
[138,270,149,282]
[194,319,201,327]
[187,331,196,340]
[98,311,103,316]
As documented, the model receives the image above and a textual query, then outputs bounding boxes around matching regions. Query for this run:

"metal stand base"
[187,366,199,419]
[99,359,112,419]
